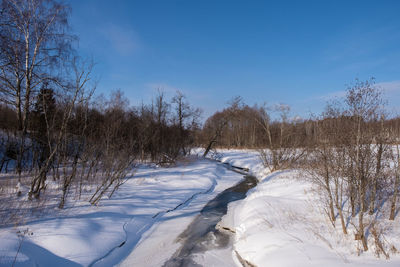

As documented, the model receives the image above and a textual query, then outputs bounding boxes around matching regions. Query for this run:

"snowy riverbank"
[1,149,400,266]
[216,149,400,267]
[0,157,244,266]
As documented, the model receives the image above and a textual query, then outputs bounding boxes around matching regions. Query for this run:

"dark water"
[163,175,258,267]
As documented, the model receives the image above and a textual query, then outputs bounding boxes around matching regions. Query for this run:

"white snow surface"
[216,149,400,267]
[0,157,244,267]
[1,149,400,267]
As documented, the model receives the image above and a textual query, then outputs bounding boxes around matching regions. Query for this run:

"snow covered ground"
[0,157,244,266]
[216,149,400,267]
[1,149,400,267]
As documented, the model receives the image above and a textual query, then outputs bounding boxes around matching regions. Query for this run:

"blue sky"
[69,0,400,120]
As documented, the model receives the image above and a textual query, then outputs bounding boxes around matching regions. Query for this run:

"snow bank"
[216,149,400,267]
[0,157,244,267]
[3,148,399,267]
[194,148,269,180]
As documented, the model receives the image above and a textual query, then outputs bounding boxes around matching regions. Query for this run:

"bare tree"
[57,59,95,208]
[29,58,94,199]
[389,143,400,220]
[172,90,201,155]
[202,111,228,158]
[0,0,73,176]
[344,78,384,251]
[369,116,389,215]
[306,104,349,234]
[257,104,304,172]
[88,91,136,205]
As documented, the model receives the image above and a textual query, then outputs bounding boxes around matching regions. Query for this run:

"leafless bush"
[370,221,390,259]
[89,152,135,205]
[302,78,398,253]
[257,104,305,172]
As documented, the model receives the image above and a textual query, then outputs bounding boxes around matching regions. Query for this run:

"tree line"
[202,79,400,256]
[0,0,200,208]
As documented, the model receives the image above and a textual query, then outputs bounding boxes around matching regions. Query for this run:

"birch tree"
[0,0,73,175]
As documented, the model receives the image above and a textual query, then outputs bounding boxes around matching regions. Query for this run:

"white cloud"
[312,80,400,103]
[375,80,400,93]
[99,23,140,56]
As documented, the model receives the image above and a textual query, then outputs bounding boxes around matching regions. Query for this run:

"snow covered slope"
[0,157,243,267]
[2,149,400,267]
[217,149,400,267]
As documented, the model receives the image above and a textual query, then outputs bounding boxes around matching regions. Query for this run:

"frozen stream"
[163,174,258,267]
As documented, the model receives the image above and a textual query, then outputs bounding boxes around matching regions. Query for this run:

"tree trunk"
[350,184,356,217]
[338,207,347,234]
[324,161,336,223]
[358,176,368,251]
[369,143,383,215]
[335,178,347,234]
[389,172,399,220]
